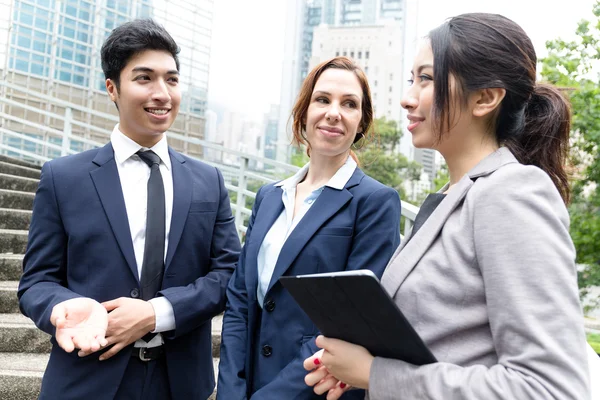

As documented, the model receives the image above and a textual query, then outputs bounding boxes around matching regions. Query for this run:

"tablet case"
[280,270,436,365]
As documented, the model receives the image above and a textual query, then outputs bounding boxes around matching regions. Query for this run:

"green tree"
[433,162,449,192]
[357,117,415,197]
[290,147,309,168]
[541,1,600,307]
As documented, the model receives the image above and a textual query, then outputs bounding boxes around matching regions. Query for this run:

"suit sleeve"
[252,186,402,400]
[217,185,265,400]
[367,166,590,400]
[159,167,241,338]
[18,162,82,336]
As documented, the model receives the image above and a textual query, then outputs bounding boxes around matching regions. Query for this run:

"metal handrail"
[0,82,418,237]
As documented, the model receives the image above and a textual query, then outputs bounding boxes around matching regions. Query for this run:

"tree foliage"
[357,117,419,198]
[541,1,600,303]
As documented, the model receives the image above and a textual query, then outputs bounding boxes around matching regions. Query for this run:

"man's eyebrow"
[131,67,179,75]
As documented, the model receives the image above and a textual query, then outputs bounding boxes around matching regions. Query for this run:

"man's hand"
[83,297,156,361]
[51,298,108,353]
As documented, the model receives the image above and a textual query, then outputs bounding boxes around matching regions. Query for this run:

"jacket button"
[264,299,275,312]
[130,288,140,298]
[261,345,272,357]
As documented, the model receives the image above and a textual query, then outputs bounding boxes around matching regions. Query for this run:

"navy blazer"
[18,143,241,400]
[218,168,401,399]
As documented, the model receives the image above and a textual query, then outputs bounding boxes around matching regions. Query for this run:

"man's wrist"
[145,300,157,332]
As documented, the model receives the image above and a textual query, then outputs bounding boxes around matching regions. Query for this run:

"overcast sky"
[208,0,597,121]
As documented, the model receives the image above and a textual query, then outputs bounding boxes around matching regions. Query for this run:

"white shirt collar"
[275,156,357,191]
[110,124,171,170]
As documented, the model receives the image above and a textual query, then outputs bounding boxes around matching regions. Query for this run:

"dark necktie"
[137,150,165,342]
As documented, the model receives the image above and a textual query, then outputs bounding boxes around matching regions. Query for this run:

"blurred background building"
[276,0,436,192]
[0,0,213,158]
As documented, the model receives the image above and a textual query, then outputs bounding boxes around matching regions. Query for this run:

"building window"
[388,99,392,105]
[336,51,339,56]
[364,66,368,74]
[343,51,347,56]
[374,80,377,87]
[358,51,362,59]
[389,86,392,93]
[366,51,370,59]
[390,73,393,80]
[350,51,354,58]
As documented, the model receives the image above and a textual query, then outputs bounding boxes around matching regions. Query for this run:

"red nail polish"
[340,383,347,389]
[314,358,321,366]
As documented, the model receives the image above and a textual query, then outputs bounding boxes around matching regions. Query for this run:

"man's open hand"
[50,298,108,353]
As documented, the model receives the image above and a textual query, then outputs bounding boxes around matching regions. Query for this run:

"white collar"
[110,124,171,170]
[275,156,357,191]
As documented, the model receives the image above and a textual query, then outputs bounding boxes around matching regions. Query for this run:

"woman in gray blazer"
[302,13,590,400]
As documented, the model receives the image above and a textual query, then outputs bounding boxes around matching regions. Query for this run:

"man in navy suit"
[18,19,240,400]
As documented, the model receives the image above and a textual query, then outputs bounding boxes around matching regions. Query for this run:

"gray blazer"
[367,148,590,399]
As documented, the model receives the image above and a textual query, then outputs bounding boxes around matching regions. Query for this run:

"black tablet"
[280,269,436,365]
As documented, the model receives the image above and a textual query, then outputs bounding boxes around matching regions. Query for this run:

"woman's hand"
[316,335,373,389]
[304,349,351,400]
[303,336,374,399]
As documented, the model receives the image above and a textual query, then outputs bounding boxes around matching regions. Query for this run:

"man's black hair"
[101,19,180,91]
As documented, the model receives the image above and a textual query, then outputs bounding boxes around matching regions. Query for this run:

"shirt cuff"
[148,297,176,333]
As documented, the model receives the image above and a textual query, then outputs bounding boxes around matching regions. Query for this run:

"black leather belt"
[131,346,164,362]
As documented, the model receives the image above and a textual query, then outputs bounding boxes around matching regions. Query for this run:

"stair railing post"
[62,107,72,157]
[235,156,249,238]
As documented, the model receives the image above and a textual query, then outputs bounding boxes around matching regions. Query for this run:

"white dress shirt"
[110,125,176,347]
[256,156,357,306]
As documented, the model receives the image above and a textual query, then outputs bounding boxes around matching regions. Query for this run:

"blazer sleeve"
[18,162,82,336]
[160,167,241,338]
[367,165,590,400]
[217,185,265,400]
[252,186,402,400]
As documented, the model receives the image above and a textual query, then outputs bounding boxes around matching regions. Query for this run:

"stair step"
[0,155,41,170]
[0,254,23,281]
[0,314,50,353]
[0,208,32,230]
[0,352,46,400]
[0,174,39,194]
[0,281,19,313]
[0,189,35,211]
[0,162,41,180]
[0,353,218,399]
[0,229,29,257]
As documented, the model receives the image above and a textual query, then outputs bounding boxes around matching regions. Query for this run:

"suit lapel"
[165,148,192,271]
[90,143,139,282]
[244,187,285,293]
[381,147,519,298]
[266,185,354,293]
[381,175,474,298]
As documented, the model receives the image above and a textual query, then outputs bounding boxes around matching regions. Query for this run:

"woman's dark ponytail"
[505,84,571,204]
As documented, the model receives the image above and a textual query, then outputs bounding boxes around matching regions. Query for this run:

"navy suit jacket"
[18,143,241,400]
[218,168,401,399]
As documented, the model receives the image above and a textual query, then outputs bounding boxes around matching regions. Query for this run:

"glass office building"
[0,0,213,157]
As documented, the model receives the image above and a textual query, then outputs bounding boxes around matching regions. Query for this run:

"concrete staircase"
[0,155,222,399]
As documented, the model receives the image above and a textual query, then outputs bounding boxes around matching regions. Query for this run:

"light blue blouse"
[256,156,357,306]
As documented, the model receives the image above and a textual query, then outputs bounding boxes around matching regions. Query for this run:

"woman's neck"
[303,152,349,188]
[443,139,498,190]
